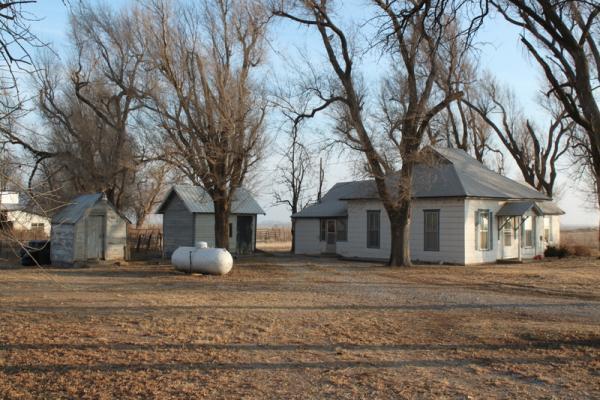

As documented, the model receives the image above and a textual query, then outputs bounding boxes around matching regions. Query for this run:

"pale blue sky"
[24,0,597,227]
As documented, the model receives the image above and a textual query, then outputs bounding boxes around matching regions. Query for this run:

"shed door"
[86,216,104,260]
[236,216,253,255]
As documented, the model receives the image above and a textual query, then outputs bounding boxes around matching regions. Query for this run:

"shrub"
[544,245,571,258]
[570,245,592,257]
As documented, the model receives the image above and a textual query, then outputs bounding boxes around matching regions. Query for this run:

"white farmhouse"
[293,148,563,264]
[0,191,51,235]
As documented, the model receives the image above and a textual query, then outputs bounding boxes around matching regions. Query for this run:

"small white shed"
[156,185,265,256]
[50,193,128,267]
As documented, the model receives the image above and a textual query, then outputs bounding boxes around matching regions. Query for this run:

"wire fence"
[256,227,292,243]
[127,227,163,260]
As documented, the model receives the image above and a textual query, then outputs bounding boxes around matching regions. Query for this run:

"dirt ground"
[1,256,599,399]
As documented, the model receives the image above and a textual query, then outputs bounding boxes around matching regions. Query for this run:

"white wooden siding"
[50,224,75,265]
[6,210,51,235]
[336,200,391,260]
[550,215,561,245]
[294,219,321,255]
[163,195,194,256]
[411,198,465,264]
[194,213,253,252]
[51,200,127,265]
[295,197,561,265]
[104,206,127,260]
[464,199,503,264]
[335,199,466,263]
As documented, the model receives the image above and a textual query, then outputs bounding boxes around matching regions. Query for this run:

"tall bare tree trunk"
[388,202,412,267]
[213,199,230,249]
[291,218,296,253]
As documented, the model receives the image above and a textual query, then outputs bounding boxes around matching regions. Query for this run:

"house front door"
[325,219,336,254]
[501,217,518,259]
[86,215,104,260]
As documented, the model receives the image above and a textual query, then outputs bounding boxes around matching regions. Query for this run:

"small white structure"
[157,185,265,257]
[0,191,51,235]
[50,193,128,267]
[293,147,564,265]
[171,241,233,275]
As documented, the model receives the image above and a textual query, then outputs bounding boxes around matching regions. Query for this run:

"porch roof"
[496,201,564,217]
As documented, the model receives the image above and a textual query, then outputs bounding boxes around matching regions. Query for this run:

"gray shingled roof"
[157,185,265,215]
[537,201,565,215]
[290,181,366,218]
[339,148,550,201]
[52,193,103,224]
[294,147,560,218]
[496,201,542,216]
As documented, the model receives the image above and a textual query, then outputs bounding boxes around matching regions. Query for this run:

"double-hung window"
[336,218,347,242]
[523,217,534,248]
[366,211,380,249]
[543,216,552,242]
[319,219,326,241]
[475,210,493,250]
[423,210,440,251]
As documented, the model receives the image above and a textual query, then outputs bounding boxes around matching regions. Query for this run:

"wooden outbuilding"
[157,185,265,257]
[50,193,128,267]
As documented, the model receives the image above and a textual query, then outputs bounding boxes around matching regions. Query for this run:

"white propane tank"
[171,243,233,275]
[191,248,233,275]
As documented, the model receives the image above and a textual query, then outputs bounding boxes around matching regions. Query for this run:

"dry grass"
[561,228,598,255]
[1,257,599,399]
[256,240,291,253]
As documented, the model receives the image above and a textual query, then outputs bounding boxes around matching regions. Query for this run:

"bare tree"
[143,0,269,249]
[0,1,46,90]
[273,121,313,252]
[466,79,572,197]
[32,2,151,210]
[426,26,504,168]
[490,0,600,206]
[273,0,469,266]
[129,162,182,227]
[317,157,325,202]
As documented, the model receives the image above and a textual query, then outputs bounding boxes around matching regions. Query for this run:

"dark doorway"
[236,216,253,254]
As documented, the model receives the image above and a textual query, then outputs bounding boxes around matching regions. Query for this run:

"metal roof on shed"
[157,185,265,215]
[51,193,103,224]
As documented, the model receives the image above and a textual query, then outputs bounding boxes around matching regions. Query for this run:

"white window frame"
[543,216,552,243]
[523,217,534,248]
[423,209,440,252]
[476,210,492,251]
[366,210,380,249]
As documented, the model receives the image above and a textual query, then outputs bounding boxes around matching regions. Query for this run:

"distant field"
[561,228,598,248]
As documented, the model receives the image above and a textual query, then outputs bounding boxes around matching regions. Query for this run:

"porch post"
[517,216,522,262]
